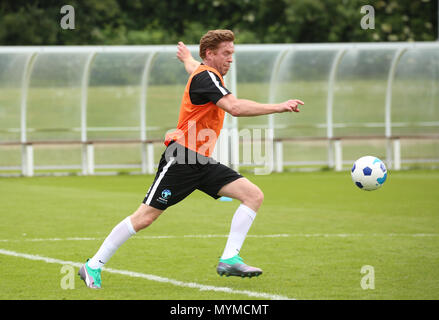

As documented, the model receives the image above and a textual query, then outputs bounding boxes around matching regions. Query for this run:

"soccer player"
[79,29,304,289]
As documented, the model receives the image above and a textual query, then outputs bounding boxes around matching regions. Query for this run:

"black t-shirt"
[189,66,231,105]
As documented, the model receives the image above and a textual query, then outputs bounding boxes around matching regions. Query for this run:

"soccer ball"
[351,156,387,191]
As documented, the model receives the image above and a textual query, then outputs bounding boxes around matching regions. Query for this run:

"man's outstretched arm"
[216,93,304,117]
[177,41,201,75]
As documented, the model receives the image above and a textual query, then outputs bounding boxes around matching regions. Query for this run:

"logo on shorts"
[157,189,172,204]
[161,189,172,199]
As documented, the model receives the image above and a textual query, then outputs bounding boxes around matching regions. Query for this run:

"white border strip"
[0,248,293,300]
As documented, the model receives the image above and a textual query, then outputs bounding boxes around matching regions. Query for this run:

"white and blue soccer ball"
[351,156,388,191]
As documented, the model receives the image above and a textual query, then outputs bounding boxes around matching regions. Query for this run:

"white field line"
[0,248,293,300]
[0,233,438,243]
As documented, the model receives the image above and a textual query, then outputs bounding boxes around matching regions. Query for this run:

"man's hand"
[278,99,304,113]
[176,41,192,63]
[177,41,201,75]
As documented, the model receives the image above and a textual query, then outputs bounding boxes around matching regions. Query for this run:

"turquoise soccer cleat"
[217,254,263,278]
[78,260,102,289]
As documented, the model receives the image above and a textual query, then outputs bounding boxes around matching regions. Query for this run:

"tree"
[0,0,436,45]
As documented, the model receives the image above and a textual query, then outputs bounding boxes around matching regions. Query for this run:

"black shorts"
[142,142,243,210]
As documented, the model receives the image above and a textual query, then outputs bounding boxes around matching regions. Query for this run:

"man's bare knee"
[254,188,264,208]
[237,182,264,212]
[130,204,163,232]
[243,187,264,212]
[218,178,264,212]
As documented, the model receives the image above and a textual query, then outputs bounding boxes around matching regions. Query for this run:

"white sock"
[221,204,257,260]
[88,216,136,269]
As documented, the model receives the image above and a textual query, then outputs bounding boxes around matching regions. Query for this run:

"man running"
[79,29,304,288]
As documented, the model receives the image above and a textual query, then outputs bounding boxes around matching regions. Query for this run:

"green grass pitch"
[0,170,438,300]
